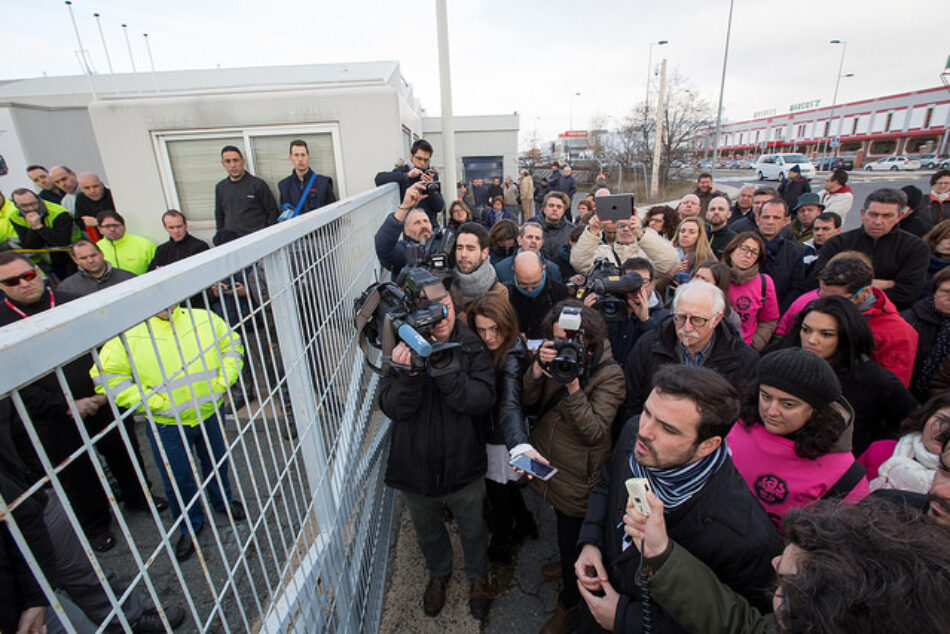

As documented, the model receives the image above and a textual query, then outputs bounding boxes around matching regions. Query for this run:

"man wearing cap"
[790,193,824,246]
[778,165,811,216]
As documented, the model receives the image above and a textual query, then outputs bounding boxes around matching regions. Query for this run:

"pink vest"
[727,421,869,530]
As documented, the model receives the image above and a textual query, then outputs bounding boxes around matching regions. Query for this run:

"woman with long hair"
[671,218,717,277]
[720,232,780,350]
[466,293,537,563]
[783,296,918,457]
[728,347,870,530]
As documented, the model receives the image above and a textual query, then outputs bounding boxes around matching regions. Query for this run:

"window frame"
[151,122,346,218]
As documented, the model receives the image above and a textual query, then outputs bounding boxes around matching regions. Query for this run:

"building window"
[869,139,897,155]
[153,124,344,224]
[885,113,893,131]
[924,107,933,129]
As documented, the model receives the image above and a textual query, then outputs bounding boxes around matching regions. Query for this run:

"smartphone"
[510,455,558,481]
[625,477,653,517]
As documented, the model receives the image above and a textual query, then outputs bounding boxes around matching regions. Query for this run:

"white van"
[754,153,816,181]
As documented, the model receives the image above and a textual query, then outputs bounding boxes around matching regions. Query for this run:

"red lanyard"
[4,289,54,319]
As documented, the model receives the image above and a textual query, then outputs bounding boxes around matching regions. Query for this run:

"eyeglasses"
[0,269,39,287]
[99,223,123,229]
[736,244,759,256]
[672,313,715,328]
[16,201,40,211]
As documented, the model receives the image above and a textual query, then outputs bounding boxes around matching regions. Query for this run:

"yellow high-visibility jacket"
[91,307,244,426]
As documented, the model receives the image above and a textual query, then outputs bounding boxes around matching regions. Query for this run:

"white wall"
[88,85,415,242]
[423,114,520,182]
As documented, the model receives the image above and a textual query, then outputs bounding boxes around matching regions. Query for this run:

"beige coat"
[570,226,679,277]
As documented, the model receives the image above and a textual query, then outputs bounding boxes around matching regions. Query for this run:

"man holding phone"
[574,365,781,633]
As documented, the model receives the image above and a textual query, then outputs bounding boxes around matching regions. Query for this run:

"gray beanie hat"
[758,348,841,408]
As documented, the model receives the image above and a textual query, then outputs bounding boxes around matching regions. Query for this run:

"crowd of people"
[3,132,950,632]
[373,150,950,633]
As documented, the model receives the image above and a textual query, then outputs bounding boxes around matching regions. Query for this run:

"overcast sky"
[2,0,946,148]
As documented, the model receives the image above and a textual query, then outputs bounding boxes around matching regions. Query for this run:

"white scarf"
[932,189,950,202]
[869,433,938,494]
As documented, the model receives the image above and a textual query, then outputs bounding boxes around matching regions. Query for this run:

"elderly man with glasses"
[619,279,759,422]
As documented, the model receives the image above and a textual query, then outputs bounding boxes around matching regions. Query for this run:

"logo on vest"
[753,474,787,504]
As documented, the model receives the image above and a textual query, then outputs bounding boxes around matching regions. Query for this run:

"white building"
[0,62,518,242]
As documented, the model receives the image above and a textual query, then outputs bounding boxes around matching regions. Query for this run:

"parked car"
[814,156,855,171]
[754,153,816,181]
[725,159,741,169]
[939,158,950,169]
[917,153,950,169]
[864,155,922,171]
[671,160,686,168]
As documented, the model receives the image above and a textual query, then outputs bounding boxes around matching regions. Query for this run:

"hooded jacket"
[525,341,625,518]
[901,297,950,400]
[728,401,870,530]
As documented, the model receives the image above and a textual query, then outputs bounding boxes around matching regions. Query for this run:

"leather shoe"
[469,575,493,620]
[217,500,246,522]
[133,605,186,632]
[422,574,450,616]
[175,525,203,562]
[540,599,579,634]
[91,531,116,553]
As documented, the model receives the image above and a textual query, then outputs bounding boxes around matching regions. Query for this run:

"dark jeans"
[146,411,232,536]
[403,478,490,579]
[556,509,585,609]
[485,479,531,547]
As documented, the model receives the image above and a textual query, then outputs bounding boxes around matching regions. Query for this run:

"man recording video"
[378,278,497,621]
[374,182,434,278]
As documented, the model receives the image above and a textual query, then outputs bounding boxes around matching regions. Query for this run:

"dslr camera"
[423,169,441,195]
[577,258,643,322]
[542,306,589,384]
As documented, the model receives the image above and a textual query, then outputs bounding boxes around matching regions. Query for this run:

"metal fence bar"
[0,184,399,632]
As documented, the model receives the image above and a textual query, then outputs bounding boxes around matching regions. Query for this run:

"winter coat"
[902,297,950,400]
[818,185,854,222]
[493,253,562,284]
[815,227,930,311]
[761,234,807,313]
[540,217,576,261]
[777,176,811,213]
[374,164,445,227]
[379,322,496,496]
[373,212,423,279]
[620,316,759,422]
[570,226,679,278]
[834,358,918,457]
[728,412,870,530]
[578,419,783,632]
[486,339,530,447]
[525,342,625,518]
[919,192,950,226]
[504,278,571,340]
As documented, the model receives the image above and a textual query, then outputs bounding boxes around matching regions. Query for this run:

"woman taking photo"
[720,232,780,350]
[728,347,870,530]
[523,300,625,633]
[466,294,537,563]
[784,296,918,456]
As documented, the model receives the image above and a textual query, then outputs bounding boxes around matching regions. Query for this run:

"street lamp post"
[820,40,849,162]
[710,0,735,181]
[645,40,668,106]
[569,91,581,131]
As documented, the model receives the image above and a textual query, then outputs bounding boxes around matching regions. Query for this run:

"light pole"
[710,0,735,180]
[645,40,668,107]
[569,91,581,131]
[820,40,849,162]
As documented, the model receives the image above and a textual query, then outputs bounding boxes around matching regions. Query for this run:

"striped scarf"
[628,440,729,511]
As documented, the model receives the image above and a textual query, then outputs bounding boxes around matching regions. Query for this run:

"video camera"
[354,266,460,376]
[405,226,456,271]
[542,306,589,384]
[576,258,643,322]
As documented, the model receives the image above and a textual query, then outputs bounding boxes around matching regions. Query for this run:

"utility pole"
[650,58,667,201]
[435,0,458,210]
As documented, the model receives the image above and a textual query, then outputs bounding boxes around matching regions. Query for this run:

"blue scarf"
[515,270,546,298]
[628,440,729,512]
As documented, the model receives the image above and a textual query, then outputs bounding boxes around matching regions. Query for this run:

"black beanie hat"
[901,185,923,211]
[758,348,841,408]
[789,165,801,174]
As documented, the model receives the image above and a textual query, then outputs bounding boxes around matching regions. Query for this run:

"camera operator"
[375,139,445,228]
[374,182,434,278]
[449,222,507,323]
[522,300,626,633]
[378,283,497,620]
[583,257,670,365]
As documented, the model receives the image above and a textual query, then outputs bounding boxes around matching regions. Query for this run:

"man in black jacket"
[214,146,278,237]
[705,196,736,259]
[621,279,758,422]
[277,139,336,214]
[504,251,571,339]
[378,279,496,620]
[374,139,445,227]
[777,165,811,214]
[814,188,930,310]
[149,209,211,271]
[575,365,782,633]
[756,199,806,312]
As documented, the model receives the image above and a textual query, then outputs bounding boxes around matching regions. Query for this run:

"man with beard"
[620,279,758,421]
[575,364,781,632]
[705,196,737,259]
[449,222,507,323]
[374,182,434,278]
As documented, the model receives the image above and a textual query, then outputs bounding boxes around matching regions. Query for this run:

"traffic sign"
[830,137,840,148]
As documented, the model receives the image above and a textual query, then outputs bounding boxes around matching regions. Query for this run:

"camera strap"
[354,285,391,374]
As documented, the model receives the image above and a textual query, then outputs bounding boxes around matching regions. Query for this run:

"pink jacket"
[776,287,917,387]
[728,421,869,531]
